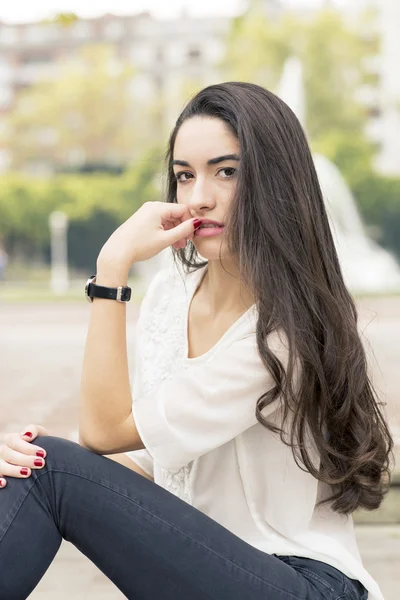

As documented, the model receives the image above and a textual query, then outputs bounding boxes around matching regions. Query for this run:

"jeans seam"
[333,584,349,600]
[334,578,361,600]
[333,579,347,600]
[31,467,304,600]
[0,478,37,544]
[292,566,338,596]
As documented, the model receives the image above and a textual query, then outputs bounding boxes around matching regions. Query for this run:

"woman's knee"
[33,436,120,489]
[35,435,87,469]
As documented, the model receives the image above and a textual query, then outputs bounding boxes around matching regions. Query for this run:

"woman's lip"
[194,226,224,237]
[201,222,224,226]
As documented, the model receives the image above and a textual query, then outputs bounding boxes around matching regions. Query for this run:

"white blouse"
[127,262,384,600]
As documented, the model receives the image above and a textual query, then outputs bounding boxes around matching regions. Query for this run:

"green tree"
[2,44,157,171]
[220,4,376,179]
[44,13,79,26]
[0,144,163,266]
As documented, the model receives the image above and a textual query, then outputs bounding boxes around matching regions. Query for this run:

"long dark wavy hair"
[164,81,393,515]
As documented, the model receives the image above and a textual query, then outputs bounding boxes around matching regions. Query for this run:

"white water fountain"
[278,57,400,294]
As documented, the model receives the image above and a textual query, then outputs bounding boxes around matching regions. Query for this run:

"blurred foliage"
[219,3,400,261]
[221,5,376,180]
[1,4,399,271]
[351,174,400,259]
[1,152,399,268]
[42,13,79,27]
[0,146,164,270]
[1,44,160,171]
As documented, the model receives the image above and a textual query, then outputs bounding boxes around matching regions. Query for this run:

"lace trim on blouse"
[137,267,200,504]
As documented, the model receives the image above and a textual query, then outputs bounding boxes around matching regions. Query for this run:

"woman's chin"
[191,239,229,261]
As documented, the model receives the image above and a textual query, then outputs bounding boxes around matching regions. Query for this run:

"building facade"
[0,11,233,172]
[0,1,398,175]
[340,0,400,175]
[374,0,400,175]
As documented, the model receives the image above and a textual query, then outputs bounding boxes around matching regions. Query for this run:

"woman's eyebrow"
[172,154,240,167]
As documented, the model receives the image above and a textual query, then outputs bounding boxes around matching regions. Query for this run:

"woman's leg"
[0,436,343,600]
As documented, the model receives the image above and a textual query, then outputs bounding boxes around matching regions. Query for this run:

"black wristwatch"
[85,275,132,303]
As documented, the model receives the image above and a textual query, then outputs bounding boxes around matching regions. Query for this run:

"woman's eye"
[218,167,237,178]
[175,172,193,183]
[174,168,236,183]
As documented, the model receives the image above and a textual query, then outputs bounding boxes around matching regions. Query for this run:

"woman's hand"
[0,425,49,488]
[97,201,200,275]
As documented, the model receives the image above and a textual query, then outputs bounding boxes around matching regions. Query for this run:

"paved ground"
[0,296,399,599]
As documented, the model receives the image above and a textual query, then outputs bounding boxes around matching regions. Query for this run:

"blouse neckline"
[182,265,257,363]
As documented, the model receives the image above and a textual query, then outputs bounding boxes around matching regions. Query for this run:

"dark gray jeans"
[0,436,368,600]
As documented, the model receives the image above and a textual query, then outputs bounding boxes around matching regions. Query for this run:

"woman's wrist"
[96,261,130,287]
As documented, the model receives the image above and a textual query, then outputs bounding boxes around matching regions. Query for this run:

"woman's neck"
[199,260,256,319]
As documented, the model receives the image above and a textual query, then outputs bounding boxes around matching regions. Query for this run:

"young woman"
[0,82,393,600]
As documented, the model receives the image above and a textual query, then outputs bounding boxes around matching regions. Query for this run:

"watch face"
[85,275,96,303]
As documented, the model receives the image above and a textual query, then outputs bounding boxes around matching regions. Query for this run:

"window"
[130,43,153,66]
[38,128,58,145]
[0,149,11,172]
[72,21,92,39]
[0,88,13,108]
[0,26,17,46]
[19,52,53,65]
[129,75,154,100]
[156,47,164,62]
[367,105,382,119]
[24,25,51,44]
[188,48,201,61]
[0,58,11,81]
[165,41,186,67]
[104,20,124,39]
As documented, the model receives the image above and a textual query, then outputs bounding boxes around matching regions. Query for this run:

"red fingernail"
[36,450,45,458]
[0,479,5,486]
[193,219,202,230]
[20,468,29,476]
[34,459,43,467]
[23,432,33,438]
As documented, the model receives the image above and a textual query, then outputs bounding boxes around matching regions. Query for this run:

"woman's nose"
[188,180,216,212]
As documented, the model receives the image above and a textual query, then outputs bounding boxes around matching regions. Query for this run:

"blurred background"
[0,0,400,291]
[0,0,399,598]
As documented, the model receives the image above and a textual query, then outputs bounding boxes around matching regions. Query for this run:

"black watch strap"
[85,275,132,303]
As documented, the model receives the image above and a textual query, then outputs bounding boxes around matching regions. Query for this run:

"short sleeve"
[132,330,293,470]
[125,448,154,478]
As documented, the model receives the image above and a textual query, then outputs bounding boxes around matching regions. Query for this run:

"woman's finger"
[172,238,188,250]
[163,218,200,247]
[3,432,48,458]
[0,425,49,488]
[19,424,49,443]
[0,458,32,479]
[1,445,46,470]
[158,202,191,221]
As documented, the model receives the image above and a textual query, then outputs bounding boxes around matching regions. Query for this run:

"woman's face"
[172,116,239,261]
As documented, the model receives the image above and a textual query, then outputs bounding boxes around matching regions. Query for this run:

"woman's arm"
[105,453,154,482]
[78,201,198,454]
[78,266,145,454]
